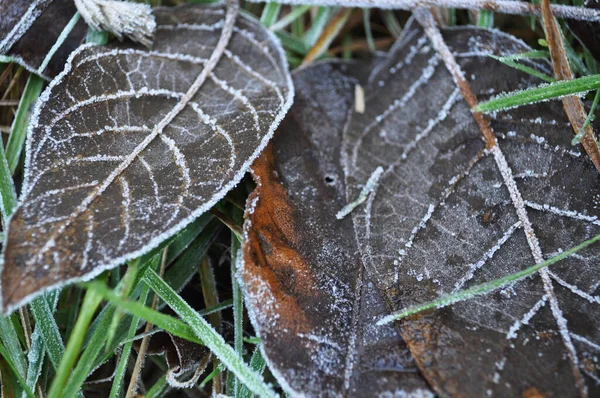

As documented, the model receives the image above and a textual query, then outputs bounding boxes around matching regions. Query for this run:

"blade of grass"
[490,53,555,83]
[572,89,600,145]
[0,316,27,380]
[126,248,168,398]
[380,10,402,38]
[29,296,65,370]
[0,140,17,224]
[227,221,244,397]
[82,281,201,346]
[302,8,352,65]
[276,31,307,55]
[476,10,494,27]
[143,269,276,398]
[362,9,375,52]
[199,256,222,393]
[260,3,281,28]
[0,343,34,398]
[476,74,600,113]
[291,6,305,37]
[38,12,81,74]
[378,231,600,325]
[47,283,104,398]
[105,261,139,352]
[269,5,311,32]
[86,28,108,45]
[303,7,331,48]
[5,74,43,174]
[108,284,151,398]
[145,373,169,398]
[24,292,60,398]
[64,256,159,398]
[239,345,267,398]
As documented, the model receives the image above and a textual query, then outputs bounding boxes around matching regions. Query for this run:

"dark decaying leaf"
[240,62,432,397]
[0,2,293,313]
[343,20,600,397]
[144,331,211,387]
[0,0,86,78]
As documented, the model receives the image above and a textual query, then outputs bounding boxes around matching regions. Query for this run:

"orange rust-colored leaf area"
[242,143,314,334]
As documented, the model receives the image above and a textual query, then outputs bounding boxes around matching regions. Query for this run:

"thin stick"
[541,0,600,174]
[124,249,168,398]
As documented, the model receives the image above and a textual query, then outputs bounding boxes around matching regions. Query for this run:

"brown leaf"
[343,17,600,397]
[0,2,293,313]
[0,0,86,78]
[144,331,211,388]
[241,62,432,397]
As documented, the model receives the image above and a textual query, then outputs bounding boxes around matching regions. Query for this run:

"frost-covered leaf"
[343,20,600,397]
[145,331,211,388]
[240,63,431,397]
[0,2,293,313]
[0,0,86,78]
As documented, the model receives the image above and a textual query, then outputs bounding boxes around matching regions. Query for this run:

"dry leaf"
[145,331,211,388]
[0,0,86,78]
[0,2,293,313]
[343,20,600,397]
[241,62,432,397]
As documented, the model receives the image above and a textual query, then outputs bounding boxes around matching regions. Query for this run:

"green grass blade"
[381,10,402,38]
[48,284,103,398]
[476,10,494,28]
[108,284,151,398]
[0,141,18,223]
[83,281,202,345]
[269,5,311,32]
[362,9,375,52]
[145,373,169,398]
[260,3,281,28]
[38,12,81,74]
[227,233,244,397]
[86,28,108,45]
[276,31,307,55]
[0,315,27,379]
[572,89,600,145]
[23,325,44,397]
[0,342,35,398]
[303,7,330,48]
[239,345,267,398]
[6,74,44,174]
[490,54,555,83]
[476,74,600,113]
[377,232,600,325]
[143,269,276,398]
[29,296,66,370]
